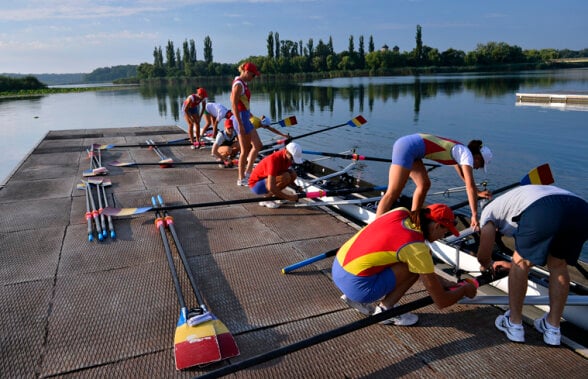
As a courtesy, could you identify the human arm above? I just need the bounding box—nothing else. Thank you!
[266,173,298,202]
[455,164,480,229]
[420,272,477,309]
[230,83,245,135]
[262,125,289,138]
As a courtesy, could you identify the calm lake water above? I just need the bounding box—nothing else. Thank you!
[1,69,587,260]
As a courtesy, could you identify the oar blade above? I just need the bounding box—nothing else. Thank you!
[520,163,554,185]
[108,160,135,167]
[278,116,297,127]
[212,319,240,359]
[102,206,152,216]
[346,115,367,127]
[174,309,222,370]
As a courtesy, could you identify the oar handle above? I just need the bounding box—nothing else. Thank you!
[282,248,338,274]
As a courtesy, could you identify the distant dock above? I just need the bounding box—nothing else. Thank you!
[516,92,588,104]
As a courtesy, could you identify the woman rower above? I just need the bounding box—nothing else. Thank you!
[376,133,493,230]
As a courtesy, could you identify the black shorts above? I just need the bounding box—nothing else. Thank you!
[514,195,588,266]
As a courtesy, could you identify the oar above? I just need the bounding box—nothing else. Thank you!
[157,195,239,360]
[197,270,507,379]
[102,185,387,216]
[100,180,116,239]
[301,150,440,168]
[108,159,238,168]
[260,115,367,150]
[280,166,552,274]
[86,181,104,241]
[95,181,107,239]
[151,197,222,369]
[84,184,94,242]
[273,115,297,127]
[83,147,108,176]
[292,196,382,208]
[146,139,174,165]
[449,163,554,210]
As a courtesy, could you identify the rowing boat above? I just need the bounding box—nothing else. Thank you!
[290,157,588,331]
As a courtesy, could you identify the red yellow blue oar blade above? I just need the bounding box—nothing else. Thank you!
[347,115,367,127]
[278,116,297,127]
[102,206,152,216]
[520,163,554,185]
[174,308,221,370]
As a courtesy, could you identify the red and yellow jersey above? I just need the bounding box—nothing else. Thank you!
[232,78,251,111]
[419,133,460,165]
[182,94,203,111]
[336,207,435,276]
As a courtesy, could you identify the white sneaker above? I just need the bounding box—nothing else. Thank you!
[340,294,375,315]
[258,200,280,209]
[495,310,525,342]
[237,178,247,186]
[534,313,561,346]
[373,305,418,326]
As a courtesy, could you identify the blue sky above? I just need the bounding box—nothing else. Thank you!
[1,0,587,74]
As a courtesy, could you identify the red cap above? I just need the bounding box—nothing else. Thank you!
[243,62,260,77]
[425,203,459,237]
[224,119,233,128]
[197,88,208,98]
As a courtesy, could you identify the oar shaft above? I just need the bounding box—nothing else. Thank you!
[282,248,338,274]
[157,195,207,307]
[152,198,188,309]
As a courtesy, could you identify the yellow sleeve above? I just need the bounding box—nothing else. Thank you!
[397,242,435,274]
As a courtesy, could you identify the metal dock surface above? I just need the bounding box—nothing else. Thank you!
[1,126,586,378]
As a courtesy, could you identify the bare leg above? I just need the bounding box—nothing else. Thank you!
[238,133,252,181]
[508,251,531,324]
[546,255,569,327]
[408,161,431,211]
[245,129,262,176]
[380,263,419,308]
[376,164,411,218]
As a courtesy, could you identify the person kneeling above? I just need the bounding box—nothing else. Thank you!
[248,142,303,209]
[333,204,477,325]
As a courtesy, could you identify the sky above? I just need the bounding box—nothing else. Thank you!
[1,0,587,74]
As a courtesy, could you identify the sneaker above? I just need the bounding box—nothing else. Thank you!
[373,304,418,326]
[340,294,375,315]
[258,200,280,209]
[534,313,561,346]
[495,310,525,343]
[237,178,247,186]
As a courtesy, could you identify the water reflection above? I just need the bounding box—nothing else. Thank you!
[135,70,587,123]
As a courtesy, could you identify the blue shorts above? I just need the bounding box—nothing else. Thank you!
[234,111,254,136]
[331,258,396,303]
[514,195,588,266]
[251,179,268,195]
[391,134,426,169]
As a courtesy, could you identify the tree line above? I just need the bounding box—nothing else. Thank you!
[136,25,588,79]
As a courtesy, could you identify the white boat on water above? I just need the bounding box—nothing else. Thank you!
[292,158,588,331]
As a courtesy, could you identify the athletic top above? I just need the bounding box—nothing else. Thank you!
[182,94,204,112]
[336,207,435,276]
[419,133,472,166]
[248,149,292,186]
[214,130,237,147]
[232,77,250,111]
[480,185,579,236]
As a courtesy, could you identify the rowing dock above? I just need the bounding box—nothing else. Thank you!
[1,125,586,378]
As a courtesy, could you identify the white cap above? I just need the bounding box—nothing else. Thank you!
[216,105,229,122]
[480,146,493,174]
[286,142,303,164]
[261,116,272,126]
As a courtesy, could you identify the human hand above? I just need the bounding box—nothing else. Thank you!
[478,190,492,199]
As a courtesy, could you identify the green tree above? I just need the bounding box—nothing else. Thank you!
[267,32,274,58]
[204,36,213,64]
[368,35,375,53]
[275,32,280,60]
[415,24,423,66]
[165,40,176,69]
